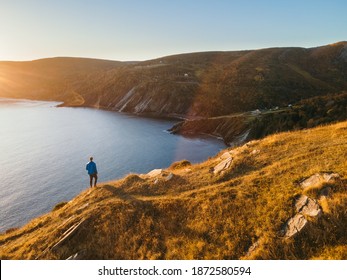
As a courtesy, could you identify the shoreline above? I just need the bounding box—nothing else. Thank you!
[0,96,239,146]
[0,96,238,147]
[0,99,227,232]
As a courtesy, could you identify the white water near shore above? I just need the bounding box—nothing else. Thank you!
[0,99,225,231]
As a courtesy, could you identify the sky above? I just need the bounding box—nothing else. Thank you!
[0,0,346,61]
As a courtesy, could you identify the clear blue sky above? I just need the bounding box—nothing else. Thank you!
[0,0,346,61]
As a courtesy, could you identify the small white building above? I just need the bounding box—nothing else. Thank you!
[251,109,262,115]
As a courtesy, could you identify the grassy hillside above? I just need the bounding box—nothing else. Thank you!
[1,42,346,117]
[0,57,126,102]
[1,121,346,260]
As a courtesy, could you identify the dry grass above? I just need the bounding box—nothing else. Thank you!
[0,121,346,260]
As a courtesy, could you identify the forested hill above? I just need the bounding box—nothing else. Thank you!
[1,42,346,118]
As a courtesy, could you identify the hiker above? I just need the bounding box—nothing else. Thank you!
[86,156,98,187]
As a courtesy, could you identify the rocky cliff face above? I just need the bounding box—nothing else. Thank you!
[168,115,251,145]
[170,91,347,145]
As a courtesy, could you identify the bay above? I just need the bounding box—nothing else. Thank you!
[0,98,225,231]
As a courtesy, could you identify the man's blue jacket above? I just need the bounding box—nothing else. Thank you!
[86,161,97,175]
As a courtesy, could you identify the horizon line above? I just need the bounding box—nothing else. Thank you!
[1,41,346,63]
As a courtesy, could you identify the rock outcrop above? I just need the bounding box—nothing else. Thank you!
[283,214,308,238]
[283,195,322,238]
[213,151,233,174]
[147,169,164,178]
[295,195,322,217]
[147,169,175,183]
[168,116,251,146]
[300,173,340,190]
[282,172,342,238]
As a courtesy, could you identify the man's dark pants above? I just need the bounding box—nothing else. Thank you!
[89,173,98,187]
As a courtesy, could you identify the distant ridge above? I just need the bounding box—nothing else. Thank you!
[1,41,346,141]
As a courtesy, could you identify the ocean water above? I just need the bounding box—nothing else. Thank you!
[0,98,226,231]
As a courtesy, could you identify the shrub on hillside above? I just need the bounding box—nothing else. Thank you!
[52,201,68,211]
[169,160,191,170]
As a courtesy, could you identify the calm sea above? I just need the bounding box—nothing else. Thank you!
[0,98,225,231]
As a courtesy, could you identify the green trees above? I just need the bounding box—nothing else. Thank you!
[249,92,347,139]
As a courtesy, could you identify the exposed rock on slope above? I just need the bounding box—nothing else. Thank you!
[283,214,308,238]
[300,173,340,190]
[213,152,233,174]
[283,195,322,239]
[281,173,342,239]
[295,195,321,217]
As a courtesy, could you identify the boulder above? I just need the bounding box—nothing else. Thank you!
[295,195,322,217]
[300,173,340,189]
[282,194,323,239]
[213,157,232,174]
[147,169,163,177]
[149,169,175,184]
[283,214,308,238]
[213,151,233,175]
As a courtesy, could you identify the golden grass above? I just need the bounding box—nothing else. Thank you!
[0,121,346,260]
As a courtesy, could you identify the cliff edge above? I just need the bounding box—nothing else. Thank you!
[1,121,346,260]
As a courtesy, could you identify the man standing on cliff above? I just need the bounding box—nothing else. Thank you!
[86,156,98,187]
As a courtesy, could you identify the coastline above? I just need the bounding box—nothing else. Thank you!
[0,96,242,146]
[0,99,227,232]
